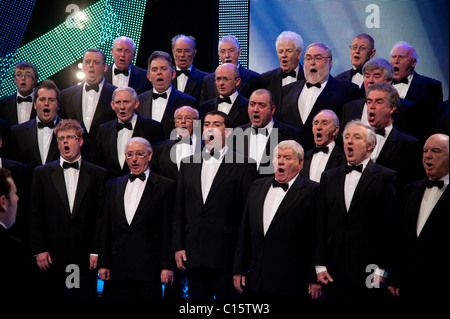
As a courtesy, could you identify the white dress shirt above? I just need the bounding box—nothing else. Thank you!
[371,124,393,162]
[344,157,370,212]
[36,117,56,164]
[218,91,238,115]
[201,145,227,203]
[248,120,274,169]
[416,174,449,236]
[393,72,414,99]
[82,79,105,132]
[117,114,137,168]
[360,102,369,126]
[298,78,327,122]
[176,66,192,93]
[124,168,150,225]
[309,141,336,182]
[174,133,197,170]
[152,86,172,123]
[351,69,364,88]
[60,156,82,213]
[112,63,131,88]
[281,65,300,87]
[263,173,298,235]
[16,91,34,124]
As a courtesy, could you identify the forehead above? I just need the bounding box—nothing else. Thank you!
[250,92,270,104]
[367,89,388,99]
[392,46,412,57]
[215,65,234,75]
[220,41,238,51]
[57,129,77,137]
[84,51,103,62]
[424,136,449,151]
[352,38,371,46]
[277,40,296,50]
[114,90,133,100]
[305,45,327,56]
[150,57,171,68]
[174,38,194,49]
[114,39,134,50]
[315,111,333,122]
[176,107,196,116]
[37,88,57,98]
[126,141,146,151]
[365,68,384,75]
[277,147,296,157]
[204,114,225,124]
[14,67,34,74]
[346,125,367,137]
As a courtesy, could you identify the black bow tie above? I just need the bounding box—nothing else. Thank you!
[374,128,386,137]
[281,70,296,79]
[38,121,55,129]
[217,96,232,104]
[117,122,133,131]
[17,96,32,103]
[63,161,79,170]
[313,146,329,154]
[272,179,289,192]
[251,127,268,136]
[129,173,146,182]
[306,82,321,89]
[350,68,362,76]
[152,92,167,100]
[392,77,409,85]
[85,84,99,92]
[202,148,220,160]
[176,69,190,77]
[114,68,129,76]
[345,164,363,174]
[426,179,444,189]
[177,136,192,144]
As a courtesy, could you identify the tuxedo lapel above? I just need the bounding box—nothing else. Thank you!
[418,187,449,238]
[71,86,83,123]
[129,172,157,227]
[348,161,375,214]
[50,163,71,214]
[27,121,42,165]
[203,156,233,205]
[71,163,91,217]
[256,178,273,236]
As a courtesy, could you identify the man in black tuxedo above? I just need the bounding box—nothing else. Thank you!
[233,89,302,176]
[233,140,322,299]
[335,33,376,92]
[278,42,361,150]
[151,106,202,181]
[0,168,29,299]
[315,120,398,300]
[104,36,152,94]
[388,134,449,299]
[98,137,175,299]
[200,35,260,103]
[390,41,443,141]
[259,31,305,106]
[60,48,117,161]
[302,109,346,182]
[171,34,208,102]
[0,62,38,126]
[366,83,423,187]
[137,51,198,139]
[199,63,249,128]
[95,86,164,180]
[341,58,419,139]
[9,79,62,170]
[29,119,107,299]
[172,110,258,299]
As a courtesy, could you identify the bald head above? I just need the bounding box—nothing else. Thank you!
[422,134,449,180]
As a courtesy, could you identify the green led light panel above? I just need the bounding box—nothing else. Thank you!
[1,0,147,96]
[218,0,250,68]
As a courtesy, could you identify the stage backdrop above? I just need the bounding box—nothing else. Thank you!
[249,0,449,99]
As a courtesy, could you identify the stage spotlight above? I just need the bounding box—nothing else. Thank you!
[76,71,85,80]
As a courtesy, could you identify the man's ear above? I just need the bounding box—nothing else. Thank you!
[0,194,8,212]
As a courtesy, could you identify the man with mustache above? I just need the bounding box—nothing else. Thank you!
[200,35,260,103]
[314,120,398,300]
[104,36,152,95]
[390,41,443,141]
[278,42,361,150]
[259,31,305,107]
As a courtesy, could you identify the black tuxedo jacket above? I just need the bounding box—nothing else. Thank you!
[59,81,117,161]
[172,65,208,102]
[199,93,249,128]
[234,119,303,175]
[233,174,319,297]
[403,71,443,139]
[302,143,346,180]
[375,127,424,187]
[392,179,449,298]
[9,117,62,169]
[334,69,366,98]
[259,65,305,106]
[104,64,152,94]
[97,171,176,281]
[315,160,398,291]
[172,150,258,270]
[432,100,449,135]
[150,137,204,181]
[340,97,420,140]
[95,114,164,180]
[137,87,198,139]
[29,159,107,270]
[200,64,260,103]
[0,93,37,126]
[278,76,360,150]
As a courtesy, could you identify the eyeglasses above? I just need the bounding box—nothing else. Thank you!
[175,116,196,122]
[215,77,237,83]
[304,55,330,63]
[349,45,371,52]
[14,74,35,80]
[125,151,148,159]
[57,135,79,142]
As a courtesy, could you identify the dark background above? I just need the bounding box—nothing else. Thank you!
[19,0,219,90]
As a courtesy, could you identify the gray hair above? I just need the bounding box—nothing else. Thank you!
[218,35,240,51]
[113,36,136,52]
[125,137,152,153]
[390,41,418,65]
[314,109,340,129]
[343,120,377,150]
[274,140,304,162]
[112,86,138,102]
[171,34,197,50]
[362,58,394,82]
[276,31,304,53]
